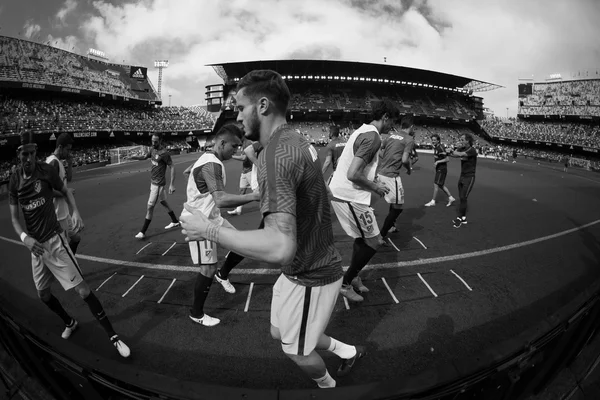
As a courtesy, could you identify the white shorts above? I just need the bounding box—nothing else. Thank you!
[239,171,252,189]
[32,232,84,291]
[271,275,342,356]
[148,183,167,206]
[331,200,380,239]
[188,219,235,265]
[377,174,404,205]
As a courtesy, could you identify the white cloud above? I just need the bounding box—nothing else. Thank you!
[56,0,78,24]
[72,0,600,116]
[23,20,41,40]
[45,34,80,54]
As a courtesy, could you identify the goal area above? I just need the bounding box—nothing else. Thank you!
[109,145,149,165]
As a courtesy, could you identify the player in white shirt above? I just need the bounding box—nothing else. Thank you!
[45,133,81,254]
[329,100,400,302]
[181,124,259,327]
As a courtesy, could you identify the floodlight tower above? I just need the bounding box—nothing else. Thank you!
[154,60,169,101]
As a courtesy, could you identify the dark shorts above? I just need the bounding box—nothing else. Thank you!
[458,176,475,199]
[434,169,447,186]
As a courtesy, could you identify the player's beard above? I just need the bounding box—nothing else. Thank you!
[244,107,261,141]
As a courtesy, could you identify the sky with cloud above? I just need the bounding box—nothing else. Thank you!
[0,0,599,117]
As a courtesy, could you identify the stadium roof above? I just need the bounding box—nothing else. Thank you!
[207,59,502,92]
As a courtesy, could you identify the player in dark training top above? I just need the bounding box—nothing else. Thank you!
[321,125,346,183]
[448,133,478,228]
[180,70,364,389]
[425,133,455,207]
[9,132,130,357]
[128,133,180,239]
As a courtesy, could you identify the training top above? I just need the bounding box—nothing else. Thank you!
[325,138,347,171]
[184,152,226,225]
[145,147,172,187]
[433,143,448,171]
[459,146,478,177]
[378,132,415,178]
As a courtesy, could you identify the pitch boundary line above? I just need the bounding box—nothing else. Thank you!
[0,218,599,274]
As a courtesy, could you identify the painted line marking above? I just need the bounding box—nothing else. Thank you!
[161,242,177,256]
[385,237,401,252]
[450,269,473,291]
[122,275,144,298]
[418,273,438,298]
[342,296,350,310]
[413,236,427,250]
[95,272,117,291]
[158,278,176,304]
[381,277,399,304]
[1,217,599,274]
[244,282,254,312]
[136,242,152,255]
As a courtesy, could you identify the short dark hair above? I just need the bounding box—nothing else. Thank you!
[236,70,291,114]
[462,132,474,146]
[371,99,400,121]
[56,132,73,148]
[330,125,340,137]
[400,115,414,130]
[151,133,162,140]
[215,123,243,141]
[430,133,440,142]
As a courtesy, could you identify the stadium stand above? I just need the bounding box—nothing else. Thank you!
[519,79,600,117]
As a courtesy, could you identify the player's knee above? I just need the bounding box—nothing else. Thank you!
[74,281,91,299]
[159,200,169,208]
[365,236,381,250]
[38,289,52,303]
[198,264,218,277]
[270,324,281,341]
[436,183,445,189]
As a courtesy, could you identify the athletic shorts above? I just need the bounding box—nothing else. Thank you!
[434,169,448,187]
[331,200,380,239]
[271,274,342,356]
[458,176,476,200]
[239,171,252,189]
[32,232,84,291]
[148,183,167,206]
[187,218,235,265]
[377,174,404,205]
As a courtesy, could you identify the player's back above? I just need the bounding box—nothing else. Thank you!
[258,125,342,286]
[378,133,414,177]
[326,138,346,171]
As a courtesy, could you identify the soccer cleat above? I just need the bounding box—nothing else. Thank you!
[215,271,236,294]
[461,217,468,225]
[447,197,456,207]
[425,200,436,207]
[61,319,78,339]
[337,345,367,377]
[452,217,462,228]
[110,335,131,358]
[227,209,241,216]
[340,284,364,302]
[351,277,370,293]
[189,313,220,327]
[164,222,180,230]
[134,232,146,239]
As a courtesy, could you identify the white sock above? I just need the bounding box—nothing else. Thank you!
[314,370,336,388]
[327,338,357,359]
[461,216,467,221]
[236,206,242,213]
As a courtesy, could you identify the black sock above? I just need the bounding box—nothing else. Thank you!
[191,273,214,318]
[343,238,377,285]
[218,252,245,280]
[459,199,467,217]
[168,211,178,223]
[69,239,80,255]
[84,292,116,338]
[380,206,403,237]
[43,295,72,325]
[141,218,151,234]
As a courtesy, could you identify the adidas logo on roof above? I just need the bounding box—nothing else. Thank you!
[132,68,144,79]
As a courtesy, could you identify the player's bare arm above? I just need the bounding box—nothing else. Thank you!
[321,155,332,175]
[183,164,193,177]
[231,154,247,161]
[180,204,297,265]
[347,157,389,197]
[59,184,84,231]
[168,161,176,194]
[244,145,259,166]
[211,190,260,208]
[9,204,44,257]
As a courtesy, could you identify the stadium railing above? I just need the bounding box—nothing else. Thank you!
[1,276,600,399]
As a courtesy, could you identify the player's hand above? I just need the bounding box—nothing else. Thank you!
[68,187,76,195]
[169,185,176,195]
[406,166,412,175]
[71,211,84,233]
[250,191,261,201]
[374,182,390,197]
[180,203,210,241]
[24,236,45,257]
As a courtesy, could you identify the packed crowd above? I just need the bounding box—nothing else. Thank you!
[519,79,600,116]
[0,96,215,135]
[481,118,600,148]
[0,36,158,101]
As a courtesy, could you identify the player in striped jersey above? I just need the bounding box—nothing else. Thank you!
[181,124,260,327]
[180,70,364,388]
